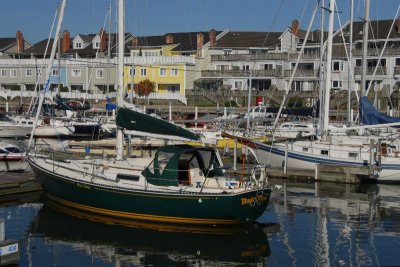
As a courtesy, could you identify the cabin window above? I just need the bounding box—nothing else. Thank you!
[157,152,175,174]
[0,149,7,154]
[302,147,308,152]
[321,150,329,156]
[349,152,358,159]
[4,147,22,153]
[117,174,139,181]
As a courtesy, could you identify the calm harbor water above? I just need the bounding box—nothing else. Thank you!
[1,174,399,266]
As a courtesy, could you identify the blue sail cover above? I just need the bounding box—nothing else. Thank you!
[360,96,400,125]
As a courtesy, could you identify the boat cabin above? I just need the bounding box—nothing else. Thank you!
[142,145,224,187]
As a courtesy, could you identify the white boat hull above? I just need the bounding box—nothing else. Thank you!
[0,125,32,138]
[253,141,400,183]
[0,156,28,172]
[34,126,75,137]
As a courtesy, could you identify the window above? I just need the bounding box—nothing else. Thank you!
[396,58,400,66]
[94,41,100,49]
[140,68,147,76]
[36,69,42,77]
[76,42,82,49]
[216,65,229,71]
[96,69,103,78]
[26,69,33,77]
[170,68,178,76]
[349,152,358,159]
[159,68,166,76]
[234,81,243,89]
[10,69,17,77]
[129,68,135,77]
[332,80,343,89]
[355,59,362,67]
[243,65,250,70]
[332,60,344,72]
[0,69,7,77]
[52,69,58,76]
[71,69,81,77]
[321,150,329,156]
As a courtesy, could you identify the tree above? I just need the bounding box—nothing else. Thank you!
[135,79,155,96]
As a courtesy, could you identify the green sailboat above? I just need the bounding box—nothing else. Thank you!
[27,0,271,225]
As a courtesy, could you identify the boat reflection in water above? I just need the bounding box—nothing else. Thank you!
[30,201,272,266]
[265,179,400,267]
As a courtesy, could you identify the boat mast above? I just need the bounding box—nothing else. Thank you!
[318,0,325,135]
[360,0,370,100]
[347,0,354,125]
[116,0,125,160]
[322,0,335,136]
[28,0,67,149]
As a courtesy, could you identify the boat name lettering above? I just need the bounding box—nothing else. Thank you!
[76,183,91,190]
[241,195,267,206]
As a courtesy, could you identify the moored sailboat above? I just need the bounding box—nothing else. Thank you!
[27,0,271,225]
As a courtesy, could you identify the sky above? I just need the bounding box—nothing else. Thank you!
[0,0,399,44]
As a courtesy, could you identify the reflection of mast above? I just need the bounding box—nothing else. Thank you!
[314,200,330,266]
[280,181,297,266]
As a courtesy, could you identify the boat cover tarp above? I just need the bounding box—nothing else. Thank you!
[359,96,400,126]
[116,107,200,141]
[142,145,223,186]
[266,105,319,117]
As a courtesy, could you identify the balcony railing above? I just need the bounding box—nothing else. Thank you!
[283,69,319,78]
[201,68,282,78]
[354,66,387,76]
[353,47,400,57]
[211,53,289,61]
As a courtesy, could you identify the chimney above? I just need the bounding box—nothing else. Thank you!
[197,32,204,58]
[209,29,216,47]
[62,30,70,53]
[396,18,400,33]
[291,19,299,36]
[99,28,107,51]
[131,36,139,47]
[16,31,24,53]
[165,33,173,44]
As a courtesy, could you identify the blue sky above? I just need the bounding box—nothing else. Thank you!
[0,0,398,43]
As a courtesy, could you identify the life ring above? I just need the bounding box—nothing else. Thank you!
[305,102,311,107]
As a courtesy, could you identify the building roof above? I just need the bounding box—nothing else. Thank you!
[0,38,16,51]
[129,31,222,52]
[212,31,282,49]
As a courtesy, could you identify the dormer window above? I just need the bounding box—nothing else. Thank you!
[94,41,100,49]
[76,42,82,49]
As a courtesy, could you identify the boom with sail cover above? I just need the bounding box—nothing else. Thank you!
[359,96,400,126]
[116,107,200,141]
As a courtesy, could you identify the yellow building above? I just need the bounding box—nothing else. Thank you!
[123,32,214,98]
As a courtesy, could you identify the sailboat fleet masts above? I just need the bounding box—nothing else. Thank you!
[27,0,67,149]
[322,0,335,136]
[116,0,125,160]
[272,1,320,130]
[347,0,354,125]
[360,0,370,98]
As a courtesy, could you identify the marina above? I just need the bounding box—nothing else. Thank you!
[0,0,400,265]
